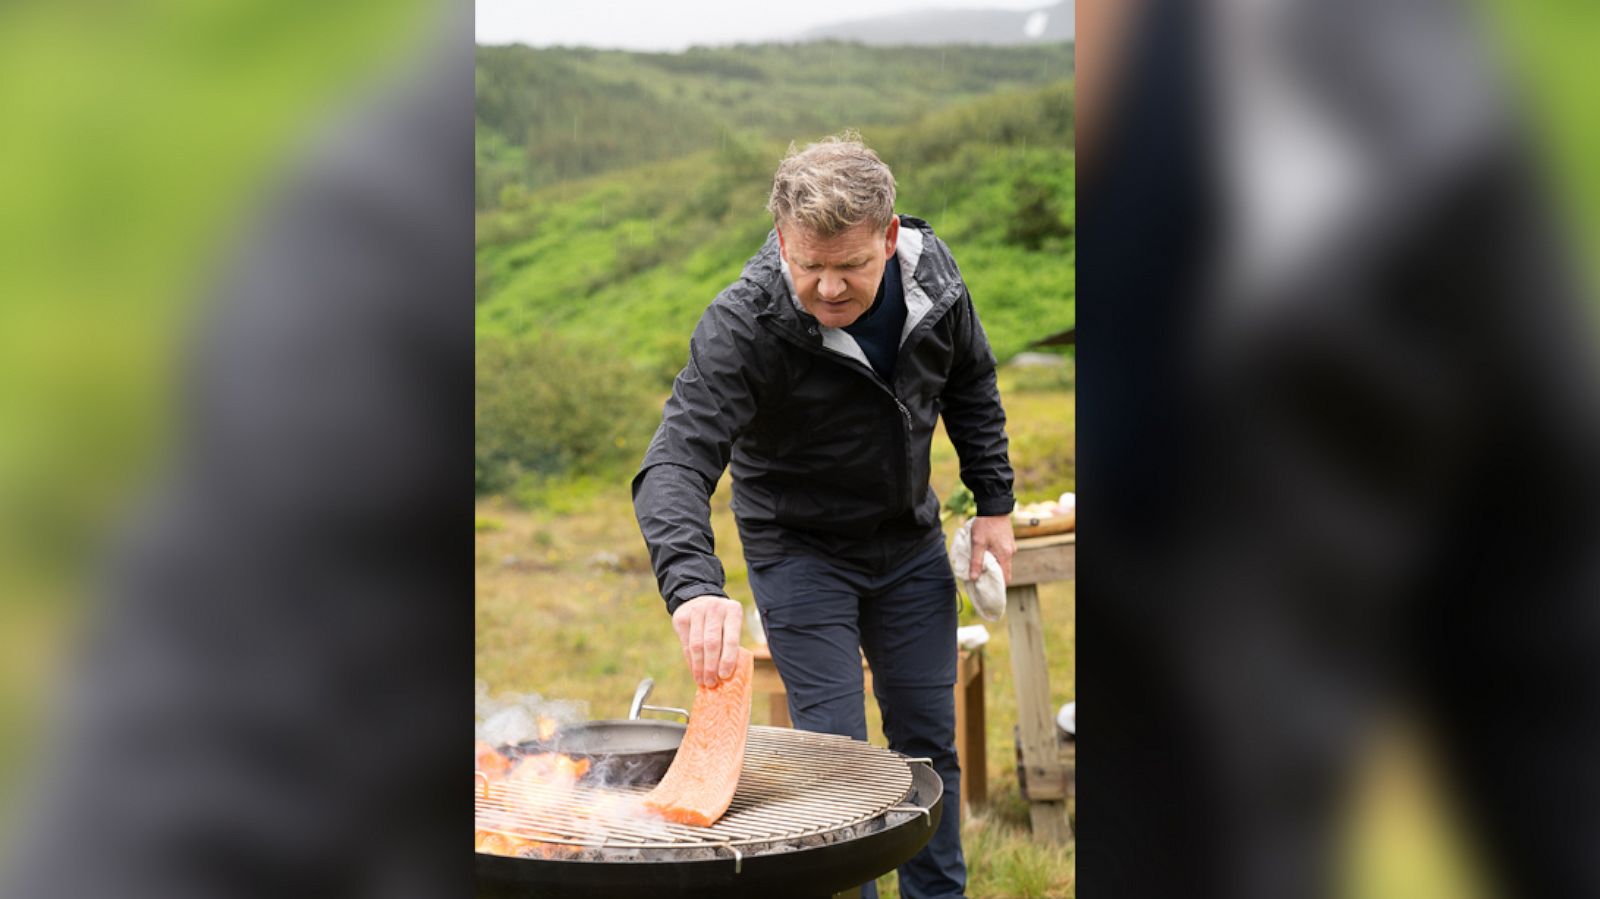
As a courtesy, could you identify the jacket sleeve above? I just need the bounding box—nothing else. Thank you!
[632,299,764,615]
[940,289,1016,517]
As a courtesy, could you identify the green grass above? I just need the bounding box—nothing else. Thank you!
[475,381,1075,898]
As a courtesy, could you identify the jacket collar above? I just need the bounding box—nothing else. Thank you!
[743,215,962,347]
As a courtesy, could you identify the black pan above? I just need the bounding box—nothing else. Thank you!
[509,719,685,786]
[500,678,688,787]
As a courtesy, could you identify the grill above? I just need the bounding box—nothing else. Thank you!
[476,726,943,898]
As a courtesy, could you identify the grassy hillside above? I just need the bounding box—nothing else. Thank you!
[476,80,1074,386]
[475,41,1073,203]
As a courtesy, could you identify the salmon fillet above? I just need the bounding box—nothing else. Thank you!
[643,648,755,826]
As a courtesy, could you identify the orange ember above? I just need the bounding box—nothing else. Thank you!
[474,829,581,859]
[475,741,594,859]
[537,715,559,742]
[508,752,590,785]
[475,741,512,778]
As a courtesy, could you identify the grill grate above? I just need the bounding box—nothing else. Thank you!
[475,726,915,851]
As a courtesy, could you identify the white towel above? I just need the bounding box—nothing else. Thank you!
[956,624,991,650]
[950,520,1006,621]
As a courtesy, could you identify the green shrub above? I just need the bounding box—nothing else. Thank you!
[1007,172,1073,250]
[475,334,660,494]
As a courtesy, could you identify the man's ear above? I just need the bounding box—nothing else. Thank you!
[775,226,788,260]
[883,216,900,258]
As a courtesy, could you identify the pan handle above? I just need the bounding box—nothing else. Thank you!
[628,677,690,722]
[628,678,654,720]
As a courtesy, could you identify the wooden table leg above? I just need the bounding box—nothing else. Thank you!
[752,648,793,728]
[955,652,969,818]
[965,651,987,807]
[954,648,988,816]
[1005,583,1072,844]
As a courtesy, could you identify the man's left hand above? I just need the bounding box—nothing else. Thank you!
[969,514,1016,583]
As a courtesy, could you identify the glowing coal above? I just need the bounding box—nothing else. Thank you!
[474,681,669,859]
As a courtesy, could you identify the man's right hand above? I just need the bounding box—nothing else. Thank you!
[671,595,744,687]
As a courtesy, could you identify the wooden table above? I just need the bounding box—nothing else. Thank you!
[751,643,988,815]
[983,531,1075,844]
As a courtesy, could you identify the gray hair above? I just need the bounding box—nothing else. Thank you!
[766,130,897,237]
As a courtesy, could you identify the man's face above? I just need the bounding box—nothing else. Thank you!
[778,218,900,329]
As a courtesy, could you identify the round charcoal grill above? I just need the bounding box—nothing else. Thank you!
[475,726,943,898]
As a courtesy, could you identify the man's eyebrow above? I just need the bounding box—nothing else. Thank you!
[796,255,870,266]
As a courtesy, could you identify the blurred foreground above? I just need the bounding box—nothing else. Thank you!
[0,2,471,896]
[1079,1,1600,897]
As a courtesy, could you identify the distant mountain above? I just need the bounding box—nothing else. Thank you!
[798,1,1072,46]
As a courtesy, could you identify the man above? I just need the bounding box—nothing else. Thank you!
[633,132,1016,899]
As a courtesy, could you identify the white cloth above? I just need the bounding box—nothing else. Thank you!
[950,520,1006,621]
[956,624,991,651]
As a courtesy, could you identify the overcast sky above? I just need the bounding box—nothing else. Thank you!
[476,0,1056,51]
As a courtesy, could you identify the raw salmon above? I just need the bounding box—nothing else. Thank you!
[643,648,755,826]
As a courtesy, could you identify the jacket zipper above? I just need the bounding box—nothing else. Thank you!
[892,396,914,510]
[767,326,917,512]
[759,277,961,517]
[846,291,953,513]
[836,353,916,514]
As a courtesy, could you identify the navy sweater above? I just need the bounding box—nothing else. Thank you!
[843,254,906,383]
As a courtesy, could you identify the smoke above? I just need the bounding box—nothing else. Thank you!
[474,681,589,748]
[474,682,677,853]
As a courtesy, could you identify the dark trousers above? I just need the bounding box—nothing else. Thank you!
[747,541,966,899]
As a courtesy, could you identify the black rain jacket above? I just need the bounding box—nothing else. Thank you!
[632,216,1014,614]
